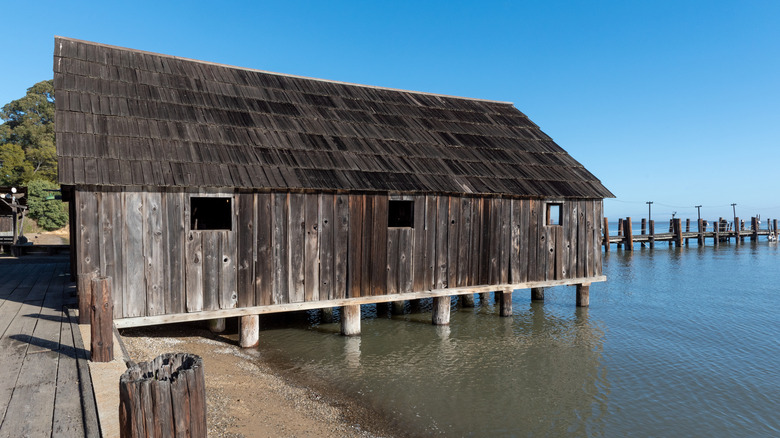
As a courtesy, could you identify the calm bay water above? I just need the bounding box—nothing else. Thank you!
[255,241,779,437]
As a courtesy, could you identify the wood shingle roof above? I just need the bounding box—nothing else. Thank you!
[54,37,613,199]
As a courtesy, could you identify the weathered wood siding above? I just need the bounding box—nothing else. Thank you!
[74,188,603,319]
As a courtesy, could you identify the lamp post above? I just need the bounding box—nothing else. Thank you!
[646,201,653,222]
[695,205,702,222]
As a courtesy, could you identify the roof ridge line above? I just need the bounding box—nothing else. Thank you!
[54,36,515,106]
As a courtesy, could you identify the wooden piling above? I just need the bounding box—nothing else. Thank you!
[320,307,334,323]
[603,217,610,251]
[478,292,490,304]
[341,305,361,336]
[576,283,590,307]
[391,300,406,315]
[697,218,704,246]
[432,296,451,325]
[531,287,545,301]
[208,318,226,333]
[641,218,647,235]
[78,272,97,324]
[649,220,655,248]
[239,315,259,348]
[734,217,740,245]
[460,294,475,308]
[715,217,721,245]
[617,219,623,249]
[673,218,683,247]
[774,219,778,237]
[499,291,512,317]
[751,217,758,242]
[624,217,633,250]
[90,276,114,362]
[685,218,691,246]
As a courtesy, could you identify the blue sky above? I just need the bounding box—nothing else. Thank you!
[3,1,779,222]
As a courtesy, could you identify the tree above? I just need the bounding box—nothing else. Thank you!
[0,80,57,184]
[25,179,68,231]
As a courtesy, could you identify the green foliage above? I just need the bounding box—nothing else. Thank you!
[0,80,57,184]
[26,179,68,231]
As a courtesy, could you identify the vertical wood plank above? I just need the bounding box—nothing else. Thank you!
[488,198,500,284]
[473,198,485,285]
[288,193,305,303]
[77,190,100,276]
[334,194,349,300]
[412,196,426,291]
[498,199,510,284]
[237,193,256,307]
[220,225,238,309]
[360,195,373,297]
[386,228,399,295]
[399,229,413,293]
[100,190,124,318]
[304,193,320,302]
[185,230,203,312]
[577,200,587,278]
[125,191,146,317]
[457,197,471,287]
[165,191,186,314]
[319,193,334,301]
[447,196,459,289]
[347,194,363,298]
[509,199,521,283]
[255,193,272,306]
[586,201,595,277]
[145,192,164,316]
[371,196,388,296]
[424,196,437,290]
[272,193,289,304]
[202,231,219,311]
[561,200,573,279]
[435,196,449,289]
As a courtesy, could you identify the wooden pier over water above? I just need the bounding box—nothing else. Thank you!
[603,216,778,250]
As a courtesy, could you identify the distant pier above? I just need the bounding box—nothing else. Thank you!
[603,217,777,250]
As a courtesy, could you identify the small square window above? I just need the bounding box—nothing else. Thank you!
[388,200,414,228]
[546,203,562,226]
[191,197,232,230]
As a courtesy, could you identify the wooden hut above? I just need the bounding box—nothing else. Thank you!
[54,37,613,342]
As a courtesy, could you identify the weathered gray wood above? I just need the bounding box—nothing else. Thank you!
[498,199,510,283]
[603,216,610,251]
[165,190,186,314]
[256,193,272,305]
[340,304,360,336]
[424,196,437,290]
[52,307,86,437]
[499,290,512,317]
[457,198,471,287]
[185,231,204,312]
[460,293,475,307]
[447,196,459,288]
[220,227,238,310]
[347,194,364,298]
[432,296,451,325]
[91,276,114,362]
[76,190,100,276]
[360,195,373,297]
[532,287,545,301]
[386,229,399,295]
[371,196,388,296]
[125,192,146,317]
[435,196,449,289]
[398,229,413,293]
[144,192,164,315]
[208,318,226,333]
[202,231,219,310]
[319,194,334,300]
[624,216,633,251]
[334,195,349,299]
[576,283,590,307]
[272,193,289,304]
[288,193,305,303]
[412,196,426,291]
[237,193,256,307]
[100,190,125,318]
[304,193,320,302]
[78,272,96,324]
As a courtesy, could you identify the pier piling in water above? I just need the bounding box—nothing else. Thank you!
[341,305,361,335]
[240,315,259,348]
[432,296,451,325]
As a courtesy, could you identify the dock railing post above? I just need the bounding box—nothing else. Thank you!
[649,220,655,248]
[603,217,610,251]
[624,217,633,251]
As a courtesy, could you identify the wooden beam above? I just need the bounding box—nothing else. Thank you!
[114,276,607,328]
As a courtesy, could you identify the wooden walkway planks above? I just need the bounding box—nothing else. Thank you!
[0,258,99,437]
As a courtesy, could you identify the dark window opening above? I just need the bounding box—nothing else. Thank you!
[388,200,414,228]
[547,203,562,226]
[191,197,232,230]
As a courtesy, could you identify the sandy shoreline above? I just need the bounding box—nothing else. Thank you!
[120,322,405,438]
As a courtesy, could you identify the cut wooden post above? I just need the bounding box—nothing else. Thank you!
[617,218,623,249]
[409,299,423,313]
[698,218,704,246]
[649,220,655,248]
[576,283,590,307]
[391,300,405,315]
[751,217,758,242]
[673,218,683,247]
[774,219,778,237]
[603,217,610,251]
[208,318,226,333]
[624,217,633,250]
[78,272,97,324]
[90,276,114,362]
[239,315,259,348]
[432,296,450,325]
[460,294,475,307]
[685,218,691,246]
[119,353,206,438]
[734,217,740,245]
[641,218,646,235]
[320,307,334,323]
[499,290,512,317]
[531,287,545,301]
[478,292,490,304]
[341,304,361,336]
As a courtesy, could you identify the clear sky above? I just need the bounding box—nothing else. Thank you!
[3,1,779,222]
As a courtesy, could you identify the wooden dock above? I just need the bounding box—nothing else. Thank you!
[603,216,777,250]
[0,257,100,437]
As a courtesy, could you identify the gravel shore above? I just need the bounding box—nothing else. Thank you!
[120,322,403,438]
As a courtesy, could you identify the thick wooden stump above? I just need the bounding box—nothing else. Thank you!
[391,300,406,315]
[531,287,545,301]
[499,291,513,317]
[78,272,96,324]
[576,283,590,307]
[460,294,475,308]
[341,305,361,336]
[119,353,206,438]
[432,296,451,325]
[478,292,490,304]
[239,315,259,348]
[208,318,226,333]
[90,276,114,362]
